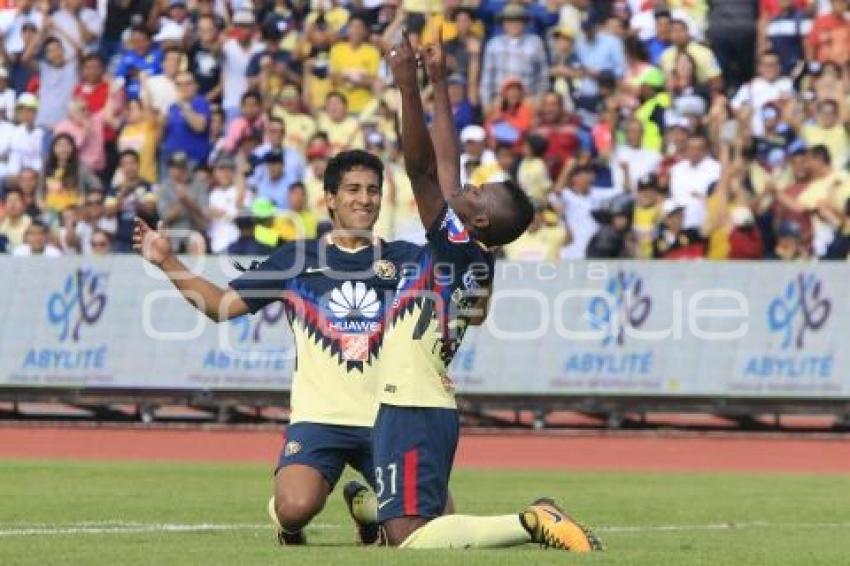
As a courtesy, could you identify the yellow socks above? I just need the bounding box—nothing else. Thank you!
[400,514,531,549]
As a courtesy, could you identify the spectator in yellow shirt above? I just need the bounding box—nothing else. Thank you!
[659,19,723,93]
[421,0,484,45]
[631,174,663,259]
[276,182,318,241]
[503,201,569,262]
[303,54,333,113]
[303,0,350,58]
[272,85,318,153]
[797,145,850,214]
[801,99,849,170]
[328,15,381,114]
[317,91,365,155]
[517,134,551,201]
[117,99,160,184]
[470,143,516,186]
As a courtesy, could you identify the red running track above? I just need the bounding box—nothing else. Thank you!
[1,426,849,473]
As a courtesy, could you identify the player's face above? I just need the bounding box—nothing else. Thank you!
[448,182,492,235]
[327,166,381,232]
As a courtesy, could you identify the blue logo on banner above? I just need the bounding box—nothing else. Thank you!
[742,273,834,381]
[767,273,831,350]
[47,268,108,341]
[586,270,651,346]
[23,267,109,372]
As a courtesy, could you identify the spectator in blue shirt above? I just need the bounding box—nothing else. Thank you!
[162,71,211,165]
[575,17,626,100]
[113,26,163,100]
[644,10,672,66]
[448,73,476,132]
[763,1,812,76]
[249,148,303,209]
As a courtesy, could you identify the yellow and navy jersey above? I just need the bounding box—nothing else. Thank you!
[379,205,495,409]
[229,237,405,427]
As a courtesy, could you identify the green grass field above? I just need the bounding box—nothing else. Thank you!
[2,460,850,565]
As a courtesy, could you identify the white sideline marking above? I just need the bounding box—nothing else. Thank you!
[1,520,850,538]
[599,521,850,533]
[0,521,337,537]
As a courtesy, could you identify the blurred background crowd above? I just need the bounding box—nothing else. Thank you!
[0,0,848,262]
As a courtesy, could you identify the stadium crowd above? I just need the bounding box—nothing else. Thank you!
[0,0,848,261]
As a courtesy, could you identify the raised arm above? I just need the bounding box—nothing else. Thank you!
[386,30,445,228]
[133,218,249,322]
[421,33,462,201]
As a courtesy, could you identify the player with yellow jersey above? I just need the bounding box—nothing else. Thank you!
[353,32,602,553]
[133,150,407,547]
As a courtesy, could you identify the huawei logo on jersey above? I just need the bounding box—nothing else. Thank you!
[442,207,470,244]
[328,281,380,319]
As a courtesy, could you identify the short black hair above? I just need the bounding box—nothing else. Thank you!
[809,144,831,165]
[81,53,103,66]
[451,6,474,20]
[131,24,152,38]
[347,14,369,30]
[289,181,306,193]
[163,46,184,59]
[241,90,262,105]
[323,150,384,194]
[326,91,348,106]
[569,164,595,181]
[44,36,62,50]
[481,179,534,247]
[29,219,48,233]
[525,134,548,157]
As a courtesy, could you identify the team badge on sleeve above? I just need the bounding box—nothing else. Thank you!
[443,207,470,244]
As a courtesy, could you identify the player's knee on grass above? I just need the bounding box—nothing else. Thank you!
[382,516,430,547]
[274,488,326,531]
[274,465,330,531]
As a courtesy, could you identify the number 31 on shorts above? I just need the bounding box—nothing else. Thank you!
[375,462,398,499]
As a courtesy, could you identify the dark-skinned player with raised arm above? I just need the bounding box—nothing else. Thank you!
[344,31,603,551]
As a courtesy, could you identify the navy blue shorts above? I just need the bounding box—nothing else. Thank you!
[372,404,460,522]
[277,422,375,491]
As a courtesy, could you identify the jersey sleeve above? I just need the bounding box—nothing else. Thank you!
[425,204,495,289]
[228,244,297,313]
